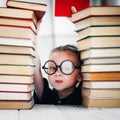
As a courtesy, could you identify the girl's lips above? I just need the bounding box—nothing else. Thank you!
[55,80,63,84]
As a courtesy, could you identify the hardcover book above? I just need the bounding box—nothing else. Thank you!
[82,88,120,99]
[71,6,120,22]
[76,26,120,40]
[77,36,120,51]
[7,0,47,20]
[0,75,33,84]
[82,72,120,81]
[0,98,34,109]
[82,97,120,108]
[54,0,90,17]
[81,64,120,72]
[82,81,120,89]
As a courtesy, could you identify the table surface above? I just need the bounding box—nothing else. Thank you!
[0,105,120,120]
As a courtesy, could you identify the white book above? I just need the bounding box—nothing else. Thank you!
[0,83,34,92]
[0,37,35,47]
[0,91,33,100]
[83,81,120,89]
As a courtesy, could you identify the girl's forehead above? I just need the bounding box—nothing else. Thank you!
[49,51,76,63]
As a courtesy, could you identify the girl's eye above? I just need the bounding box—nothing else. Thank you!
[49,67,56,71]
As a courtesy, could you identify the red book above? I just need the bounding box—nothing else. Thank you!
[54,0,90,17]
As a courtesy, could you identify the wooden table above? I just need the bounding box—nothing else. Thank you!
[0,105,120,120]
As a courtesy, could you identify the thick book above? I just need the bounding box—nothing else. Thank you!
[82,88,120,99]
[0,83,34,92]
[81,64,120,72]
[54,0,90,17]
[0,91,33,100]
[0,65,35,75]
[0,75,33,84]
[76,26,120,40]
[77,36,120,51]
[82,72,120,81]
[71,6,120,22]
[0,45,35,56]
[0,7,37,24]
[82,97,120,108]
[80,48,120,60]
[0,53,34,65]
[0,25,36,40]
[74,16,120,31]
[0,17,37,33]
[83,57,120,65]
[7,0,47,20]
[0,98,34,109]
[82,81,120,89]
[0,37,35,47]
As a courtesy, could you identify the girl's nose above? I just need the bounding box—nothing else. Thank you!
[54,67,62,76]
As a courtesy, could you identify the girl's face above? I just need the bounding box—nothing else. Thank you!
[48,51,81,92]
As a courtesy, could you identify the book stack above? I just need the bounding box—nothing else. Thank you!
[0,0,47,109]
[71,6,120,108]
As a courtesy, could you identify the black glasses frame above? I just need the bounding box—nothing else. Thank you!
[42,60,80,75]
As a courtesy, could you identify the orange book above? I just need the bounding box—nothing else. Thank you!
[82,72,120,81]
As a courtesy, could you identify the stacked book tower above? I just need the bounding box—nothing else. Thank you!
[71,6,120,108]
[0,0,47,109]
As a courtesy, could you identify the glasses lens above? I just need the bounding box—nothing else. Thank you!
[61,61,74,75]
[43,61,57,75]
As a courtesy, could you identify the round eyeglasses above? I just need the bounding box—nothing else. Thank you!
[42,60,80,75]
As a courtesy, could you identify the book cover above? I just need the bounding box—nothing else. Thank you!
[82,81,120,89]
[82,72,120,81]
[76,26,120,40]
[0,7,37,24]
[83,57,120,65]
[82,97,120,108]
[0,91,33,100]
[74,16,120,31]
[0,75,33,84]
[80,48,120,60]
[77,36,120,51]
[71,6,120,22]
[81,64,120,72]
[0,65,35,75]
[0,17,37,33]
[0,25,36,40]
[0,37,35,47]
[82,88,120,99]
[54,0,90,17]
[0,53,34,65]
[0,98,34,109]
[7,0,47,20]
[0,45,35,56]
[0,83,34,92]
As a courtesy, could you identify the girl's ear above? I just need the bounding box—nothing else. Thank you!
[77,74,82,82]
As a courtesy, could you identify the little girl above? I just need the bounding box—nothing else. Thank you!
[34,45,83,105]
